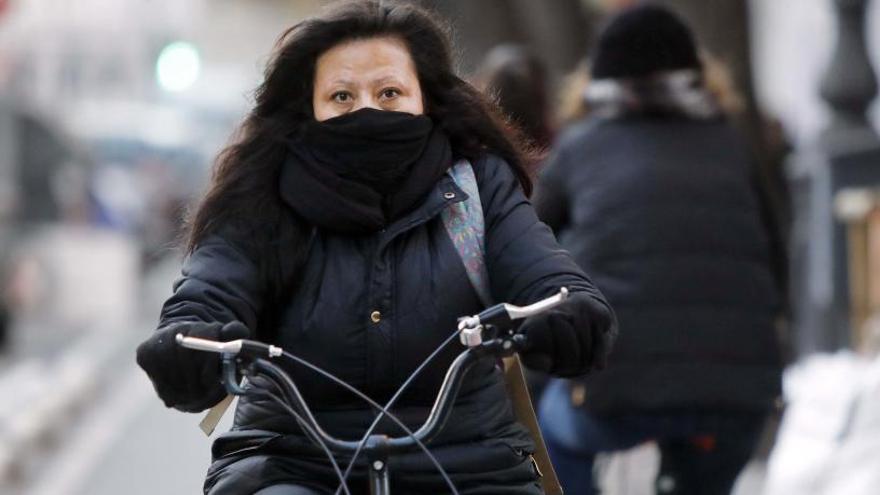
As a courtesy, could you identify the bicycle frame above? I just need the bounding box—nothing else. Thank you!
[177,287,569,495]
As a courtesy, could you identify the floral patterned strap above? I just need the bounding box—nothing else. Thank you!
[442,159,493,307]
[443,162,562,494]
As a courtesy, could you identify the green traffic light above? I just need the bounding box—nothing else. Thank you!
[156,41,201,92]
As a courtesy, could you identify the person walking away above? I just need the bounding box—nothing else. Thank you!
[474,44,555,153]
[533,4,784,494]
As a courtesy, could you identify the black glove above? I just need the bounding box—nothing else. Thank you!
[135,320,250,412]
[519,291,616,377]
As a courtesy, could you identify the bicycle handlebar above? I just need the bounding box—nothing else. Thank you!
[175,287,570,457]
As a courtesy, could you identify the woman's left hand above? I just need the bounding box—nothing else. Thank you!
[518,291,617,377]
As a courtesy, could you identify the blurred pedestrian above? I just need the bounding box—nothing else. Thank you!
[533,5,784,494]
[475,44,558,404]
[135,1,616,493]
[475,44,554,152]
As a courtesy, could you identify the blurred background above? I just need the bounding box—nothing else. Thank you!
[0,0,878,494]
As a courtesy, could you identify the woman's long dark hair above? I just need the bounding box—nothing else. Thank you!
[186,0,534,333]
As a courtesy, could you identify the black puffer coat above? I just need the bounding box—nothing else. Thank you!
[158,154,614,494]
[535,116,783,415]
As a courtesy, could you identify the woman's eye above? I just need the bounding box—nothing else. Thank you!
[380,88,400,100]
[332,92,352,103]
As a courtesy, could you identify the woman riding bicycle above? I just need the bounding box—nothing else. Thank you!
[136,1,616,493]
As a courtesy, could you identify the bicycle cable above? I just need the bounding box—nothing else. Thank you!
[254,389,353,495]
[276,346,461,495]
[332,328,465,495]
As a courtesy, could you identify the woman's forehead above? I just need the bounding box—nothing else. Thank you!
[315,37,417,84]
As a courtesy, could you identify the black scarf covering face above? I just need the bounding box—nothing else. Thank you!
[280,108,453,235]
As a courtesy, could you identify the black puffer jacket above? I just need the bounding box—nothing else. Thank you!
[535,116,783,415]
[158,154,614,493]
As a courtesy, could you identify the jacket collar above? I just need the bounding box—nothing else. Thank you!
[378,171,467,251]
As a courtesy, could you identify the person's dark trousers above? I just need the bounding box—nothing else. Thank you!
[538,380,766,495]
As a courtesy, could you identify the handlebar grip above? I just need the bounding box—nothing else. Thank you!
[505,287,569,320]
[475,304,514,329]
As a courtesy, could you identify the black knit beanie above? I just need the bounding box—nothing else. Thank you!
[590,4,701,80]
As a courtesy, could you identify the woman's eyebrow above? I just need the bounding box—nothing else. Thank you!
[327,77,355,87]
[372,75,405,86]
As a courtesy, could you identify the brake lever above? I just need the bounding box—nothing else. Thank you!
[177,334,283,396]
[458,287,569,348]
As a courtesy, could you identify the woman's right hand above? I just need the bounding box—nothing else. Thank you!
[136,321,250,413]
[518,291,616,377]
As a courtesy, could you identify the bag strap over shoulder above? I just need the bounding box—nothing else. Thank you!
[441,159,493,307]
[442,159,564,495]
